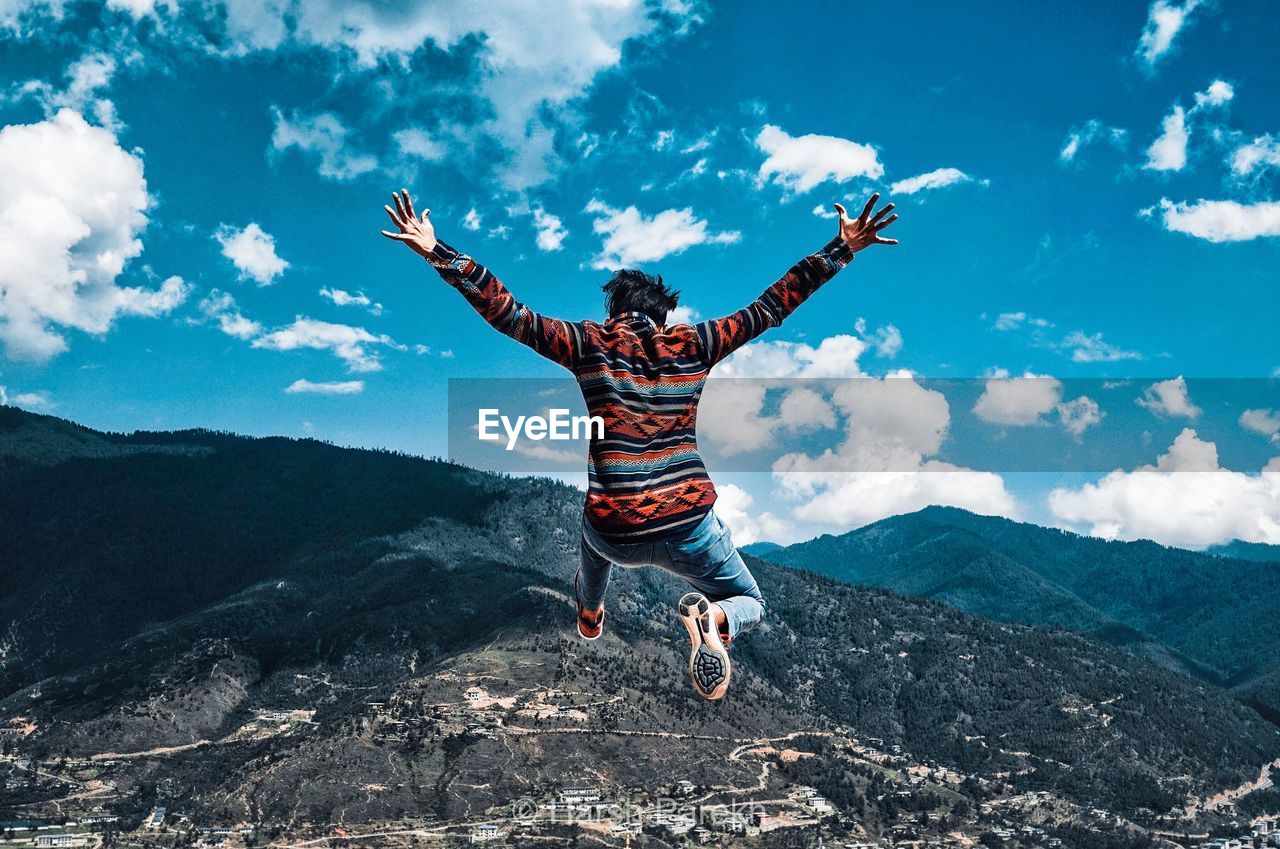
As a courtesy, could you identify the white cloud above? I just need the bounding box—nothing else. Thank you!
[199,289,399,371]
[714,483,792,546]
[0,0,60,33]
[1135,0,1203,68]
[43,0,684,190]
[681,132,715,154]
[199,289,263,340]
[780,378,953,475]
[0,109,189,362]
[778,386,836,431]
[393,126,446,162]
[1059,120,1127,163]
[284,378,365,395]
[1057,395,1103,436]
[105,0,173,17]
[716,334,869,380]
[1152,198,1280,242]
[1144,105,1187,171]
[991,311,1051,332]
[1136,376,1201,418]
[667,304,700,325]
[681,157,708,180]
[1059,135,1081,162]
[698,382,775,456]
[754,124,883,195]
[120,275,191,316]
[270,108,378,180]
[1140,80,1231,175]
[0,386,54,410]
[888,167,983,195]
[584,198,739,269]
[17,390,53,409]
[150,0,687,190]
[462,208,483,231]
[253,317,402,373]
[1050,428,1280,547]
[694,330,1023,529]
[1194,79,1234,109]
[271,0,674,190]
[1061,330,1142,363]
[15,51,121,130]
[412,343,453,359]
[783,466,1021,530]
[772,376,1020,527]
[973,373,1102,436]
[699,335,869,456]
[855,317,902,358]
[1231,135,1280,177]
[215,222,289,285]
[1240,408,1280,442]
[531,207,567,252]
[973,373,1062,427]
[994,311,1028,331]
[320,287,382,315]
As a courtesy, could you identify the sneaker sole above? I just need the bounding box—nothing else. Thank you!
[677,592,731,700]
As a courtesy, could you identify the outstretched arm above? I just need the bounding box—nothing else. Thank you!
[695,193,898,367]
[381,190,580,369]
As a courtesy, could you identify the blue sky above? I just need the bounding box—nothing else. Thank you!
[1,0,1279,548]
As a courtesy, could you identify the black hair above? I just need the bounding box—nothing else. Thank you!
[601,269,681,325]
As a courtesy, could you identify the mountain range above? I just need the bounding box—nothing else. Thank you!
[759,505,1280,721]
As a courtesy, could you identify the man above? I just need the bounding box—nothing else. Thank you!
[382,190,898,700]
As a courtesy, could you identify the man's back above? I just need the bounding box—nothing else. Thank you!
[575,313,715,541]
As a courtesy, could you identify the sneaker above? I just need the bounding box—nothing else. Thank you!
[677,592,731,700]
[578,603,604,641]
[575,572,604,641]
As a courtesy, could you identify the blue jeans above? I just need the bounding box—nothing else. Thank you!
[577,509,766,640]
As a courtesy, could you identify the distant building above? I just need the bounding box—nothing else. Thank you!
[651,813,695,835]
[558,786,600,804]
[807,795,833,814]
[1,820,45,831]
[145,807,167,830]
[35,836,74,848]
[470,824,501,843]
[674,780,696,796]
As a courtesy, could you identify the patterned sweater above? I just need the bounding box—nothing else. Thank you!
[427,235,854,541]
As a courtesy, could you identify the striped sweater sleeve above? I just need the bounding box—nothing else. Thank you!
[426,240,581,369]
[695,235,854,367]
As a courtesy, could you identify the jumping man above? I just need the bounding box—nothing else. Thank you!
[382,191,898,700]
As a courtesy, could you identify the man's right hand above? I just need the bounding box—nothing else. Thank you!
[381,189,438,259]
